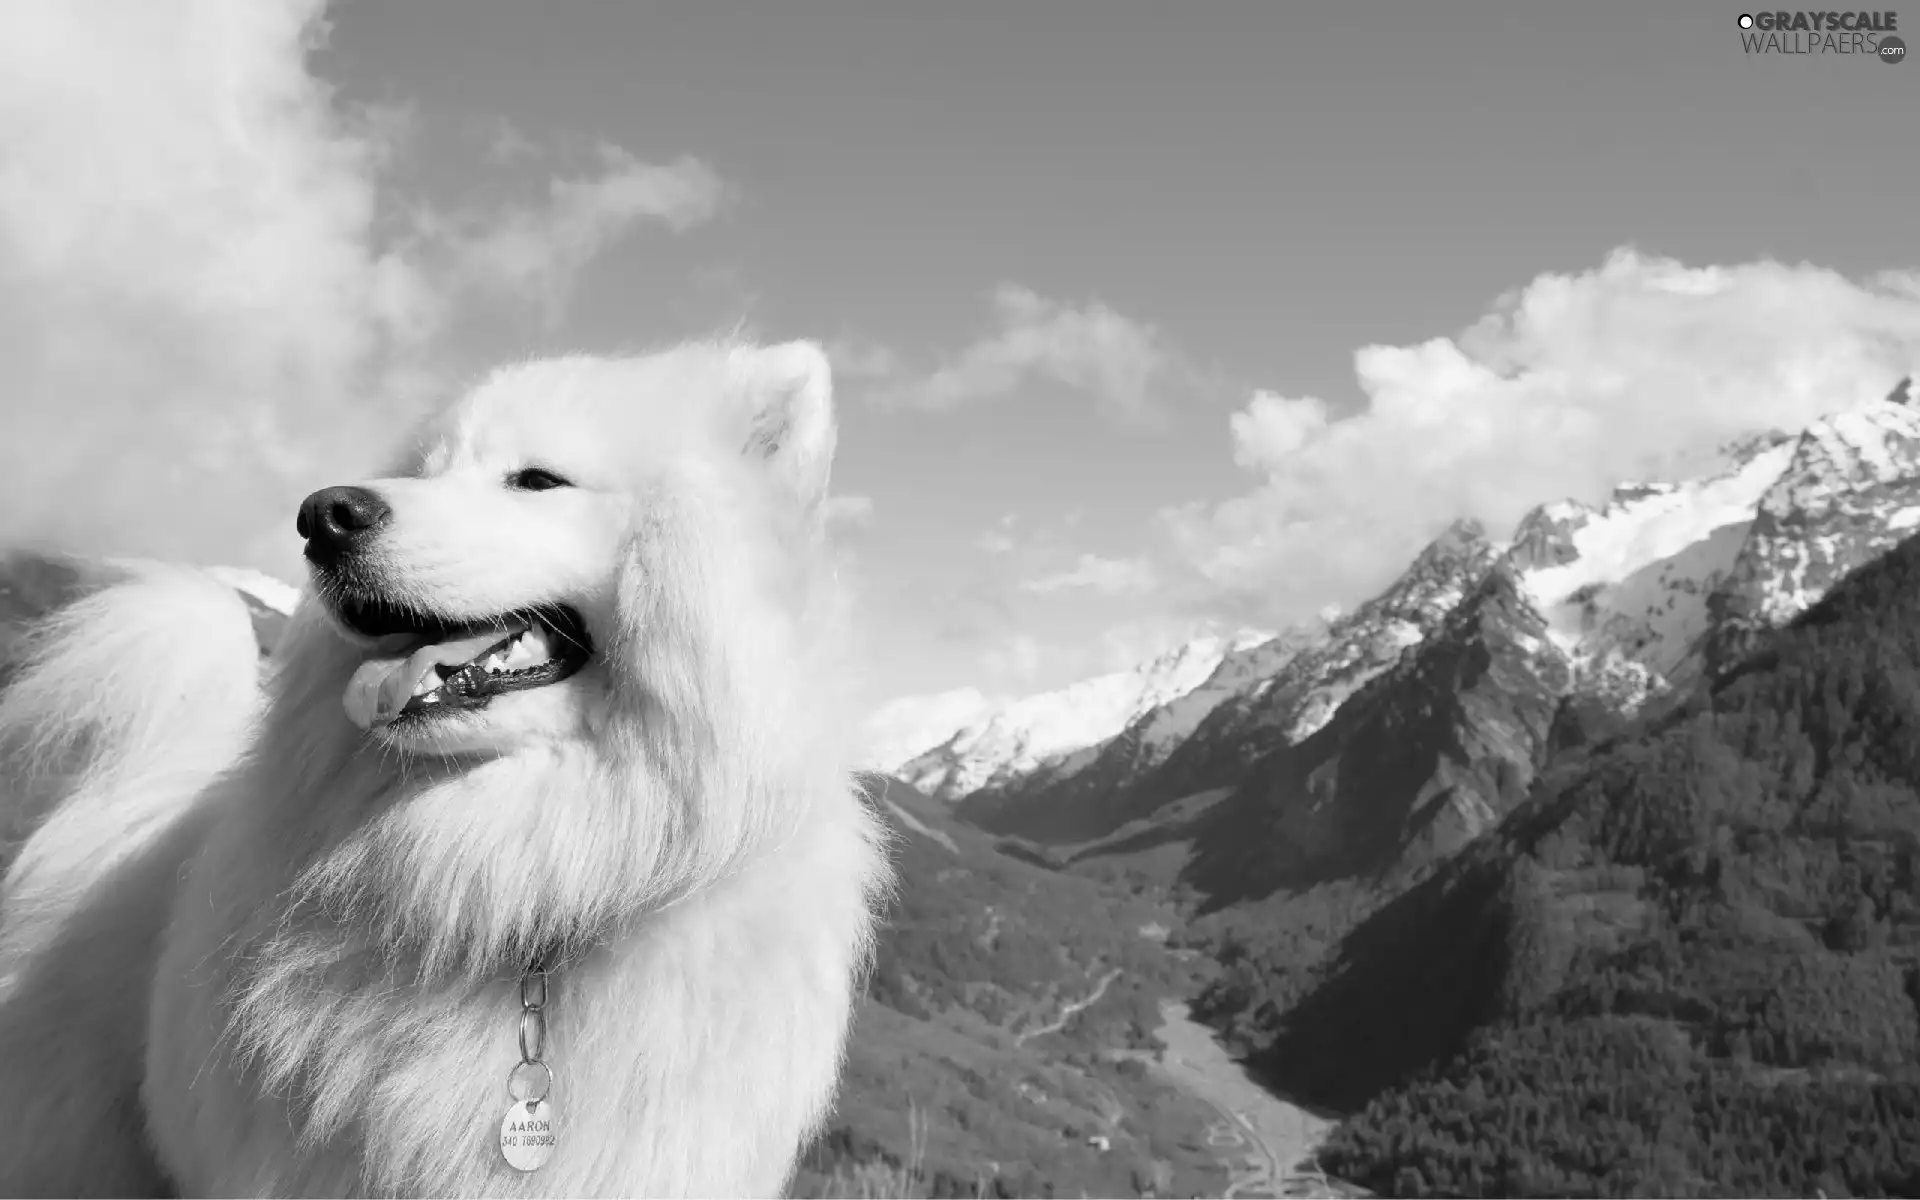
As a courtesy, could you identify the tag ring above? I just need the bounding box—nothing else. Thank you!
[508,1058,553,1106]
[519,1008,546,1063]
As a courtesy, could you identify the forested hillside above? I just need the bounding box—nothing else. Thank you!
[1195,533,1920,1197]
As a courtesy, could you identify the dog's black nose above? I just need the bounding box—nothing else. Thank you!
[297,486,392,561]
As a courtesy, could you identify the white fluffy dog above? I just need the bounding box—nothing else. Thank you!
[0,341,891,1197]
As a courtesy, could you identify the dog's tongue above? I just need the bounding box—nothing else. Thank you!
[343,624,520,731]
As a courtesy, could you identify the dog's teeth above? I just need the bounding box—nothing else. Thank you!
[411,673,441,698]
[481,651,509,674]
[504,629,548,668]
[529,624,556,657]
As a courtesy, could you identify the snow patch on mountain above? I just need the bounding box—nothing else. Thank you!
[1748,400,1920,625]
[895,631,1272,799]
[1262,615,1430,744]
[1128,631,1317,765]
[1513,439,1796,703]
[1768,402,1920,522]
[1519,445,1791,627]
[860,686,1007,773]
[1707,394,1920,669]
[1889,506,1920,533]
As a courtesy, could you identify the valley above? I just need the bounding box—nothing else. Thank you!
[1149,1000,1350,1200]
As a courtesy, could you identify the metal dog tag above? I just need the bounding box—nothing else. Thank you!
[499,1098,556,1172]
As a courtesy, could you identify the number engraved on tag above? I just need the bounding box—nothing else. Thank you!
[499,1098,557,1172]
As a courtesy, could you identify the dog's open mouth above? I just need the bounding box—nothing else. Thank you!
[337,599,593,731]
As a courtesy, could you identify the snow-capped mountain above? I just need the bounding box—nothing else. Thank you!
[860,687,1005,775]
[901,377,1920,850]
[1507,432,1799,707]
[1200,517,1503,750]
[1100,628,1322,775]
[895,631,1274,800]
[1192,381,1920,891]
[954,520,1505,841]
[1190,558,1575,898]
[1707,396,1920,669]
[935,626,1324,841]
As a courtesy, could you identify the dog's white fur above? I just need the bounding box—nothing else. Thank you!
[0,341,891,1197]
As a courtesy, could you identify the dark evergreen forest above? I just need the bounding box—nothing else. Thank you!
[1193,534,1920,1197]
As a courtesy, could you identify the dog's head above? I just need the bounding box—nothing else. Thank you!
[294,340,841,763]
[234,341,883,1087]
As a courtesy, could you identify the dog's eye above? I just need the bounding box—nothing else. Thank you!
[507,467,572,492]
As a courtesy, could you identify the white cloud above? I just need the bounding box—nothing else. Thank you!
[420,142,724,326]
[0,0,421,576]
[1161,248,1920,622]
[0,0,725,579]
[1094,617,1220,673]
[1021,552,1159,597]
[970,510,1101,563]
[824,494,876,527]
[974,513,1020,555]
[824,336,902,381]
[483,116,540,166]
[870,285,1186,425]
[1231,390,1332,469]
[982,634,1044,688]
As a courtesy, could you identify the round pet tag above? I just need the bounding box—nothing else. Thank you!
[499,1098,556,1172]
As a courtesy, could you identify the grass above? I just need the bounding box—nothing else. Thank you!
[793,1098,1005,1200]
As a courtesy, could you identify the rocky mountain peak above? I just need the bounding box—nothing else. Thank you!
[1418,516,1489,561]
[1608,481,1678,507]
[1759,399,1920,522]
[1718,427,1797,469]
[1380,518,1502,616]
[1507,500,1594,574]
[1706,395,1920,670]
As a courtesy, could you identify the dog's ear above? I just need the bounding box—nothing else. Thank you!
[730,340,836,507]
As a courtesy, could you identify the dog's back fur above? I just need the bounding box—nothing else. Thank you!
[0,341,892,1197]
[0,565,264,1196]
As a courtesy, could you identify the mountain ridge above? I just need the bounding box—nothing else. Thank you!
[896,629,1279,802]
[955,518,1506,844]
[895,381,1920,859]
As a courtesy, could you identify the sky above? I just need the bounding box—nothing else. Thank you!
[2,0,1918,730]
